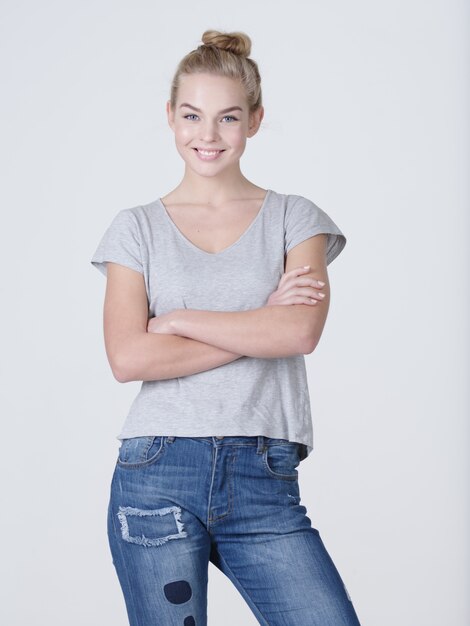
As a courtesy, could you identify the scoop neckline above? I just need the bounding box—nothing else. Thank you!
[156,189,273,257]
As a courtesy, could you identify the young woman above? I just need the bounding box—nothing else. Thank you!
[91,29,361,626]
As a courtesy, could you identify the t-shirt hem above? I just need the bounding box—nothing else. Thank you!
[115,427,313,460]
[91,258,144,276]
[286,230,347,265]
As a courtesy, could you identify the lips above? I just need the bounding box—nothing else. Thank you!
[193,147,226,161]
[194,148,225,155]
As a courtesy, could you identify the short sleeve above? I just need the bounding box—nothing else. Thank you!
[90,208,144,277]
[284,195,347,265]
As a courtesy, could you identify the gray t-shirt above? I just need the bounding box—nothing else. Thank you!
[90,189,346,459]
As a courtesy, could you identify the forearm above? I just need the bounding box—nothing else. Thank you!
[113,332,242,383]
[170,305,313,358]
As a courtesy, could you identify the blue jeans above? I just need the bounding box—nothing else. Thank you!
[107,435,362,625]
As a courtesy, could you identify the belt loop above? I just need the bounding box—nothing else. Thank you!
[257,435,267,454]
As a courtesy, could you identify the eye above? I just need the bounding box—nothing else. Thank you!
[183,114,199,121]
[222,115,238,122]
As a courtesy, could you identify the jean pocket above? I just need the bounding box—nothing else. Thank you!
[262,440,300,480]
[117,436,165,469]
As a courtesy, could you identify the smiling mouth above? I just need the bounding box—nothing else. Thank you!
[193,148,225,156]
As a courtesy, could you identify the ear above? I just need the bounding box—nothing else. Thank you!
[247,106,264,138]
[166,100,175,131]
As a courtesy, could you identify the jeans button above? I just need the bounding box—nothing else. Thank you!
[215,436,224,440]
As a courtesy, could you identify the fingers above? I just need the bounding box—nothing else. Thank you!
[267,265,328,307]
[300,288,326,302]
[284,281,325,302]
[274,293,323,306]
[280,265,325,288]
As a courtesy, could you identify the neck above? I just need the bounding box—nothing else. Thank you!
[172,167,260,205]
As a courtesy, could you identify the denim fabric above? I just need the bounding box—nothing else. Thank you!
[107,435,361,625]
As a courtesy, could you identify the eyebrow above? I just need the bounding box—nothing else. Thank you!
[179,103,243,114]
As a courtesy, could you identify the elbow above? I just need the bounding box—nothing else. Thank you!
[109,336,167,382]
[107,333,147,383]
[298,336,319,355]
[111,359,132,383]
[298,327,321,355]
[113,369,131,384]
[298,309,328,354]
[109,350,138,383]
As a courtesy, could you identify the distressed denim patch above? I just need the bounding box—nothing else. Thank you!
[117,505,188,547]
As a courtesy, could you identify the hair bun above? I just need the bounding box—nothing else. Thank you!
[201,29,251,57]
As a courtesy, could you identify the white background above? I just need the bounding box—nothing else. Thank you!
[1,1,468,624]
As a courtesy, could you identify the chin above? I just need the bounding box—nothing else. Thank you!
[190,168,227,178]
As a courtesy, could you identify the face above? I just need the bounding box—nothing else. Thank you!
[166,72,264,178]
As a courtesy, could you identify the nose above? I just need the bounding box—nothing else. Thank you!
[199,120,220,143]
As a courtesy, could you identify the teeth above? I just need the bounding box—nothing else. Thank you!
[197,149,221,155]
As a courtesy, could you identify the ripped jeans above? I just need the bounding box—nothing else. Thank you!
[107,435,362,626]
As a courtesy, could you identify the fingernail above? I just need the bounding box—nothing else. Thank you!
[303,265,310,269]
[318,281,325,287]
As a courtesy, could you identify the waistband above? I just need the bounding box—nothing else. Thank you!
[164,435,298,455]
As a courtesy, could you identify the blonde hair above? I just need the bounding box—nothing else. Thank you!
[169,29,262,113]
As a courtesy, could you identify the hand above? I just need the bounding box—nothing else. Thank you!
[147,312,176,334]
[266,266,326,306]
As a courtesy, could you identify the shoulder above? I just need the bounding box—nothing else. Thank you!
[284,193,327,215]
[107,204,143,224]
[268,190,334,225]
[114,195,162,218]
[113,198,162,232]
[270,190,321,212]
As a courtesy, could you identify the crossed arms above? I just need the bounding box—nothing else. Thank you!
[102,235,330,382]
